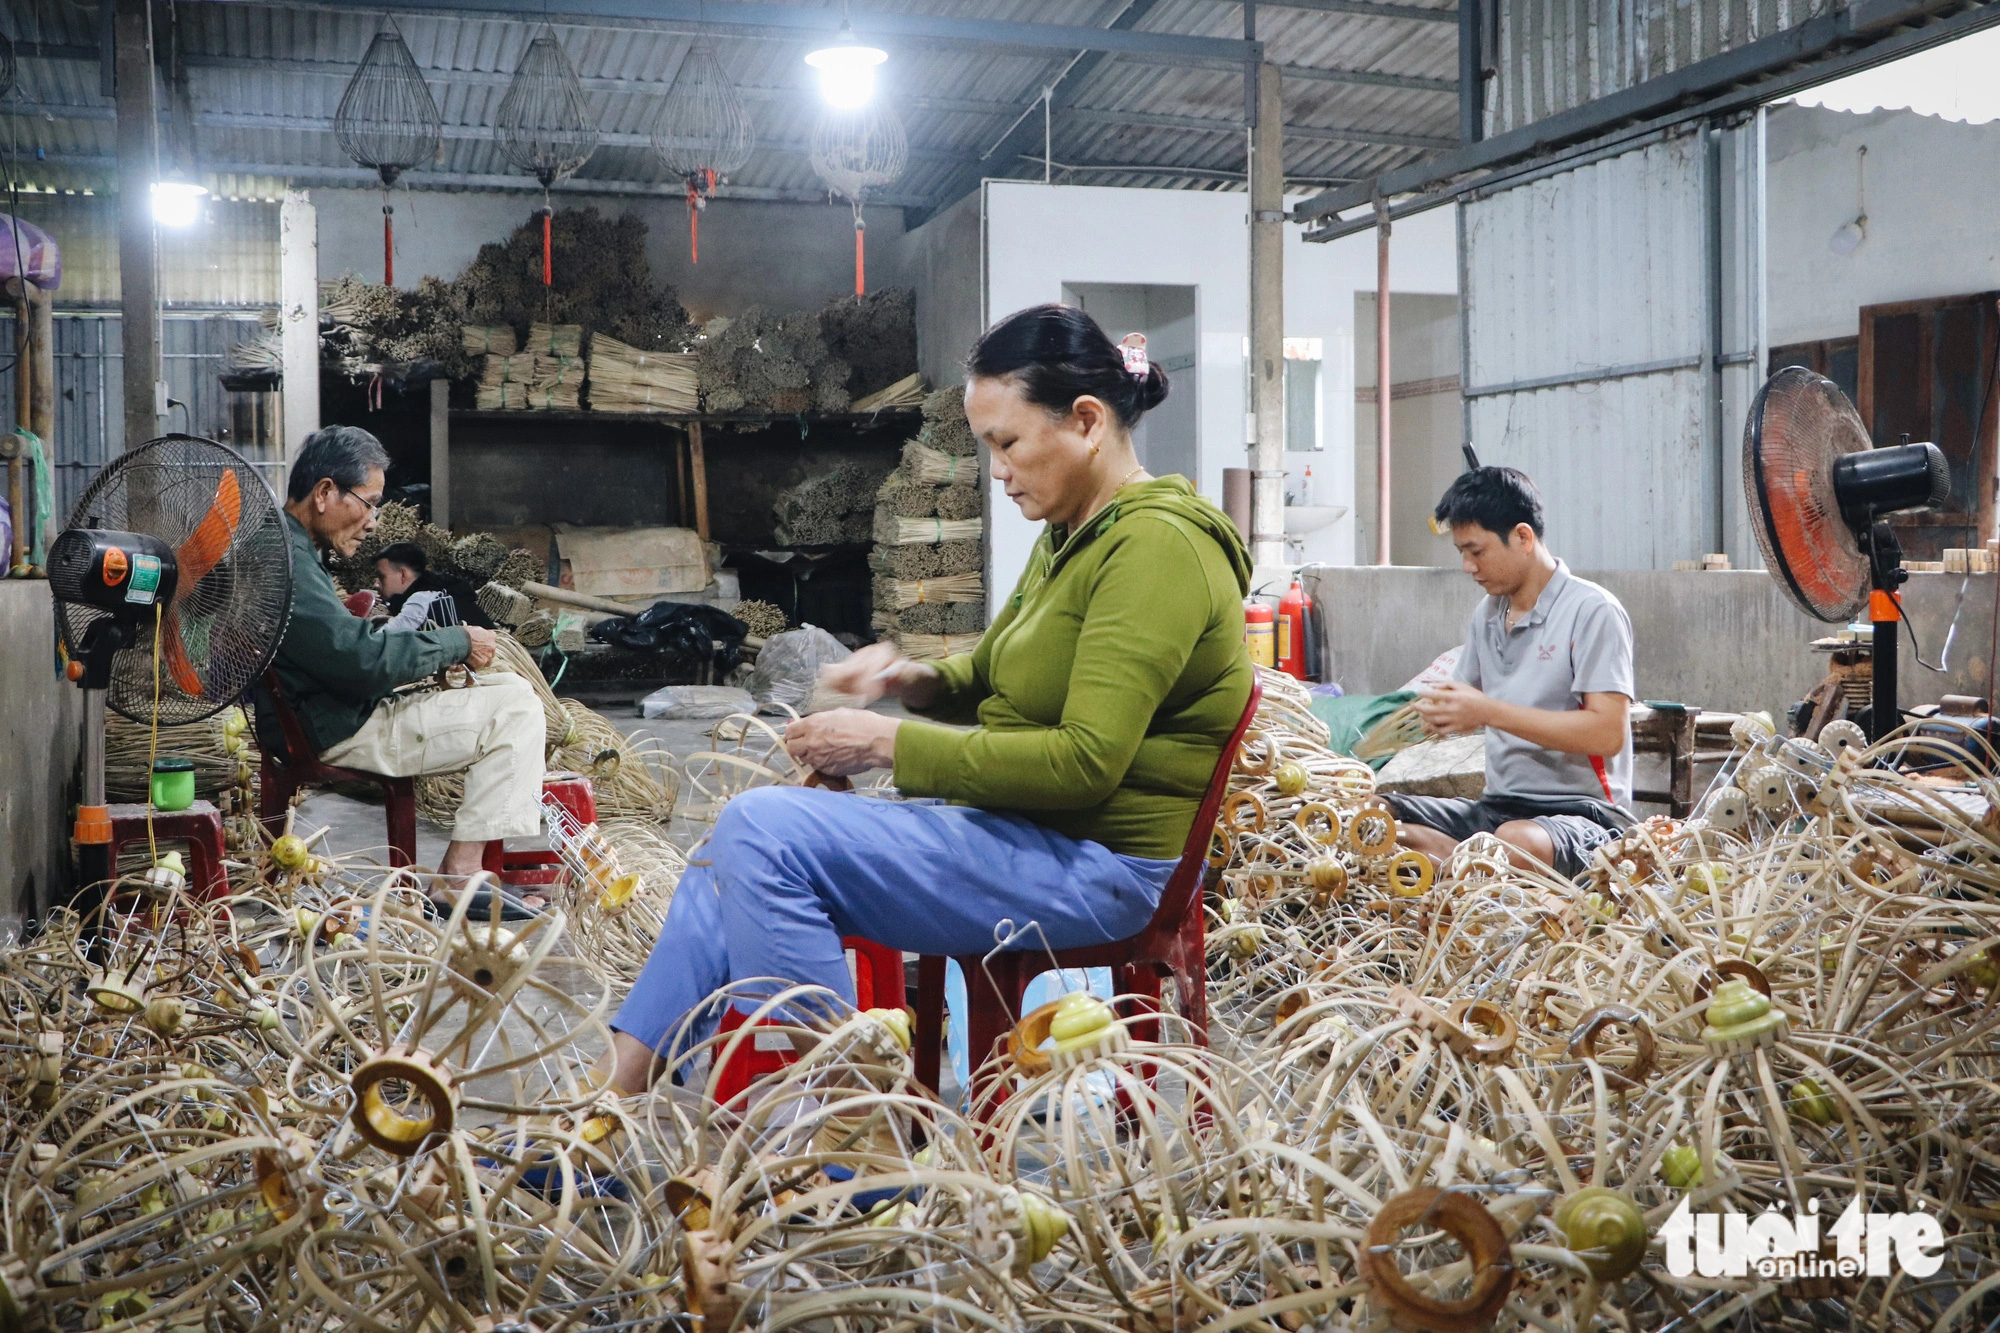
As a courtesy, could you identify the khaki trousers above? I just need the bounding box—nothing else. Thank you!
[320,673,546,842]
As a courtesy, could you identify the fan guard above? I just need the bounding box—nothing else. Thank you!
[1742,365,1873,623]
[56,436,291,725]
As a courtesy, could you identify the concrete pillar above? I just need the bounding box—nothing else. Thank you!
[1247,62,1285,569]
[1376,201,1393,566]
[113,0,161,452]
[429,377,449,529]
[280,189,320,468]
[29,283,54,551]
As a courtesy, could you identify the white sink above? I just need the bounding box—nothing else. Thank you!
[1284,505,1347,534]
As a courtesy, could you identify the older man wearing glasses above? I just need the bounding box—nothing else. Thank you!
[259,425,547,915]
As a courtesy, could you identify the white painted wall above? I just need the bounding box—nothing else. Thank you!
[1767,102,2000,347]
[979,182,1457,611]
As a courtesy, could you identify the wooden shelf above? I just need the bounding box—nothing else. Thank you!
[432,394,917,543]
[447,408,920,427]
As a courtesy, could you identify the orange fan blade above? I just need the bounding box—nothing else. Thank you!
[176,468,241,594]
[160,605,204,697]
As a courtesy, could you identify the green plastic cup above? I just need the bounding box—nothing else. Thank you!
[150,757,196,812]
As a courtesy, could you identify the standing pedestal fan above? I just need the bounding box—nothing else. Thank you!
[1744,365,1949,741]
[47,437,291,897]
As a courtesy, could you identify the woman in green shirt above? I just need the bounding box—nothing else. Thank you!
[607,304,1253,1092]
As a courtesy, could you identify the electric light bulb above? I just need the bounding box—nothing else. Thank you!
[805,24,887,110]
[152,179,209,228]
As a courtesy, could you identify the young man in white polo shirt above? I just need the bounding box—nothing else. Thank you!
[1388,467,1635,877]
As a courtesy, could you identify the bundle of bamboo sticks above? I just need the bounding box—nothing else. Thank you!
[882,515,984,546]
[887,571,983,608]
[475,351,536,410]
[588,335,698,413]
[902,440,979,486]
[852,372,926,412]
[525,322,583,359]
[897,631,983,662]
[462,325,517,357]
[526,354,584,411]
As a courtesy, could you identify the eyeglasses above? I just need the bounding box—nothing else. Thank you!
[340,487,383,518]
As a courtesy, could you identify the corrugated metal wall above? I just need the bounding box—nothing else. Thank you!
[0,313,275,522]
[3,195,280,308]
[1489,0,1844,136]
[1462,131,1716,568]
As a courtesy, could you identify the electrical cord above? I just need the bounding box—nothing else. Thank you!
[147,602,162,866]
[1895,589,1951,673]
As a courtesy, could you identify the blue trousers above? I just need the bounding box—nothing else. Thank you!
[611,786,1178,1059]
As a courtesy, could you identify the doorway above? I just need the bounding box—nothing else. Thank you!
[1061,283,1198,483]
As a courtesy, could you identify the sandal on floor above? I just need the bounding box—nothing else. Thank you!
[424,887,547,922]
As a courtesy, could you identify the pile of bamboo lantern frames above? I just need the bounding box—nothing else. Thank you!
[5,671,2000,1331]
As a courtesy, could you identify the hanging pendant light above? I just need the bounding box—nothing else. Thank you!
[332,18,442,285]
[809,102,907,298]
[497,28,600,288]
[650,40,752,265]
[805,20,887,110]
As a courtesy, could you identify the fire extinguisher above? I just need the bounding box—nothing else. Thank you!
[1244,600,1276,668]
[1277,577,1312,680]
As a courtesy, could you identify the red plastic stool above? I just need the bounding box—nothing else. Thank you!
[711,937,907,1105]
[105,800,230,901]
[481,772,598,888]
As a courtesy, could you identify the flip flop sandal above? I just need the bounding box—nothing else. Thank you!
[424,888,547,922]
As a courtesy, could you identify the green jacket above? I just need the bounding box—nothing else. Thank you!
[266,512,471,754]
[894,476,1254,860]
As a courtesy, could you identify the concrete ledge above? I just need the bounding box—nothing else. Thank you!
[1303,565,1997,722]
[0,580,80,922]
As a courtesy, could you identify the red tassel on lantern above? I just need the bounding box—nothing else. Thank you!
[541,208,553,286]
[854,213,865,299]
[684,169,717,265]
[382,204,395,286]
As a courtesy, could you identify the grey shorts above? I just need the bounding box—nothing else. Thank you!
[1380,792,1630,878]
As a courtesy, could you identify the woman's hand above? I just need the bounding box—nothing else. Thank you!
[817,642,940,709]
[784,708,901,778]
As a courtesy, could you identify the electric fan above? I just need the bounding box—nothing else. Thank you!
[1744,365,1949,741]
[47,435,291,892]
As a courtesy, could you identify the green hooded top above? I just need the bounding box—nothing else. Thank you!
[892,475,1254,860]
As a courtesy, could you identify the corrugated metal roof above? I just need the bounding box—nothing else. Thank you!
[1,0,1460,209]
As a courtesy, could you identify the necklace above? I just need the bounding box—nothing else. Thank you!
[1116,464,1148,489]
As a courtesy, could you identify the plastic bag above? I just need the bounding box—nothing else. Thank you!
[638,685,755,720]
[749,625,851,714]
[588,601,748,670]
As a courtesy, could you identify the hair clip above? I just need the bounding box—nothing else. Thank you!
[1119,332,1149,379]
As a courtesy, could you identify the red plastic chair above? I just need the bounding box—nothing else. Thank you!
[258,667,420,868]
[909,676,1263,1102]
[710,937,908,1106]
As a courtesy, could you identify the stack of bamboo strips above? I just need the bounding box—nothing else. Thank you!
[588,335,699,413]
[468,324,586,410]
[475,348,535,410]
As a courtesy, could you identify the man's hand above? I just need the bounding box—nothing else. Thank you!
[817,641,940,708]
[784,708,901,777]
[1414,681,1492,736]
[463,626,498,671]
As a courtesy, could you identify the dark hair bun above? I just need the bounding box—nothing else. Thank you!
[967,303,1169,428]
